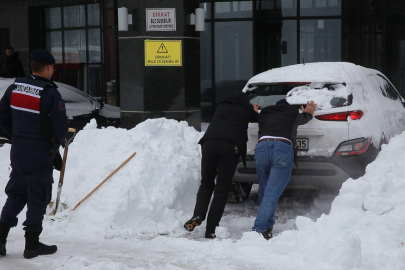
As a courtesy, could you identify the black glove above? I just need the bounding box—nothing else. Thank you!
[50,138,62,171]
[53,152,63,171]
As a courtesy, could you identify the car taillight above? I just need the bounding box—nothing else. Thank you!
[315,110,364,121]
[333,138,371,157]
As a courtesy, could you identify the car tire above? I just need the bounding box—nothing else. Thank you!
[228,182,253,203]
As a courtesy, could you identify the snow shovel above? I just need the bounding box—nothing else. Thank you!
[51,128,76,215]
[69,151,137,212]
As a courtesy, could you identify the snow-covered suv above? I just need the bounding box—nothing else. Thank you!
[229,62,405,201]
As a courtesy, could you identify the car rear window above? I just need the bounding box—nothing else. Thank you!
[248,82,351,110]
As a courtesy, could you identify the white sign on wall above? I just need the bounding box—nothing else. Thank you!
[146,8,176,31]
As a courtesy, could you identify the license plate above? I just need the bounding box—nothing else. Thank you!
[296,138,309,151]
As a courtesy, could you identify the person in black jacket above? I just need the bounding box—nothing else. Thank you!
[2,47,25,78]
[0,49,68,259]
[184,92,259,238]
[252,99,316,240]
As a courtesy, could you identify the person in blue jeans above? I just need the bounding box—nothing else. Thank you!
[252,99,316,240]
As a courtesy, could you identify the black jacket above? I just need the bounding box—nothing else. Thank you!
[292,112,313,144]
[4,53,25,78]
[258,104,313,144]
[0,75,68,172]
[258,104,299,142]
[199,92,258,167]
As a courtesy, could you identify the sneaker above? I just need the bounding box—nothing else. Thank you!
[184,216,203,232]
[253,228,273,240]
[205,232,216,239]
[265,227,273,239]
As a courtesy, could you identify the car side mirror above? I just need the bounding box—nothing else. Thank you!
[95,101,103,110]
[0,138,11,145]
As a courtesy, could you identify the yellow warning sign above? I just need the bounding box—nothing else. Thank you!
[145,40,182,66]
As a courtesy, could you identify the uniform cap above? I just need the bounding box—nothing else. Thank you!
[30,49,55,65]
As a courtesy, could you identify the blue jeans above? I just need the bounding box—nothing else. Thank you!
[252,141,293,232]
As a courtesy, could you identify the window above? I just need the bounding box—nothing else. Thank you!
[256,0,297,17]
[45,4,102,97]
[376,74,400,101]
[215,1,253,18]
[215,21,253,99]
[300,0,341,16]
[300,19,341,63]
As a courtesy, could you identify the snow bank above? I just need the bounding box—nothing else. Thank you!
[3,117,405,269]
[226,131,405,269]
[138,132,405,270]
[52,118,203,237]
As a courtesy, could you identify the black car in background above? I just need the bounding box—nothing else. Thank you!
[0,78,120,146]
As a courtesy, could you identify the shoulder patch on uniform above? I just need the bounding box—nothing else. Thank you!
[58,100,66,111]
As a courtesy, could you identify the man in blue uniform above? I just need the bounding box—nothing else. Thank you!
[0,49,68,259]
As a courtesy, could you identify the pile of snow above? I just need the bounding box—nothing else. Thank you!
[48,122,405,268]
[55,118,202,237]
[226,132,405,269]
[3,117,405,269]
[47,118,202,238]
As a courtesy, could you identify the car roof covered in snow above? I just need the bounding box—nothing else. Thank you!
[242,62,380,92]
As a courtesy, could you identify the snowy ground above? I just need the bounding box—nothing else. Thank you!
[1,187,335,270]
[1,118,405,269]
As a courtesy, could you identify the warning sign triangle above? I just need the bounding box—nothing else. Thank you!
[157,43,168,53]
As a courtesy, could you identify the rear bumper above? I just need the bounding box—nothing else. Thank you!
[233,145,379,190]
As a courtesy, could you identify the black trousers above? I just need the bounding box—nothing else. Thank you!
[193,140,240,234]
[0,169,53,232]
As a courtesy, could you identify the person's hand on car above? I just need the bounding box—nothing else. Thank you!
[253,103,260,112]
[302,100,317,115]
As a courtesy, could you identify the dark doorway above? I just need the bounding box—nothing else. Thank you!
[0,29,10,76]
[255,1,297,75]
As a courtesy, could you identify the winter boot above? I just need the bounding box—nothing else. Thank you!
[0,224,11,256]
[184,216,203,232]
[204,232,216,239]
[23,231,57,259]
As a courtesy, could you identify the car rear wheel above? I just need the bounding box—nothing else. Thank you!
[228,182,253,203]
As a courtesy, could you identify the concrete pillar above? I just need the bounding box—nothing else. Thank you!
[117,0,201,131]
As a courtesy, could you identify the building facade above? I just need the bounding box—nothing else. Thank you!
[0,0,404,128]
[200,0,405,122]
